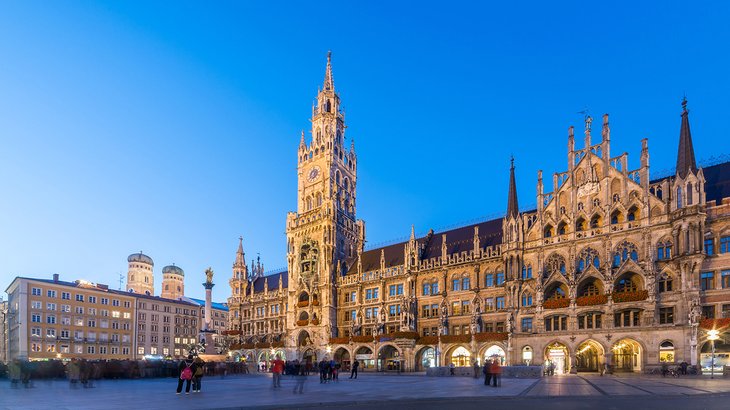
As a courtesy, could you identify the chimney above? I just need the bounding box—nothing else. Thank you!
[53,273,59,283]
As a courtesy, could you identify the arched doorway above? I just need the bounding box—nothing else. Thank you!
[484,345,506,366]
[301,348,317,368]
[257,350,272,372]
[612,338,642,372]
[700,340,730,372]
[355,346,374,370]
[378,344,402,371]
[416,346,436,371]
[451,346,471,367]
[545,342,569,375]
[334,347,351,371]
[576,340,603,372]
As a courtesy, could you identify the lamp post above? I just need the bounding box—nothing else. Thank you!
[707,329,720,379]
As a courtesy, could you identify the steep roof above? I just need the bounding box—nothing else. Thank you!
[346,217,504,275]
[676,99,698,179]
[704,161,730,205]
[251,269,288,293]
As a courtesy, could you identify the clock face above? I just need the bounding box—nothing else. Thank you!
[307,166,320,182]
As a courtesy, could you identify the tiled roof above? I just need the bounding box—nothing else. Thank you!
[186,297,229,311]
[346,217,504,275]
[250,270,288,293]
[649,161,730,205]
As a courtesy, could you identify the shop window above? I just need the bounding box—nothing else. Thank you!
[659,341,675,363]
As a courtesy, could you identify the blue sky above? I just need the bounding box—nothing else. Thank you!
[1,1,729,302]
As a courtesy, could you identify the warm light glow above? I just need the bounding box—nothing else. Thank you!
[708,329,720,341]
[326,345,332,354]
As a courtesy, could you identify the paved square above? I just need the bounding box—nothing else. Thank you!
[1,373,729,410]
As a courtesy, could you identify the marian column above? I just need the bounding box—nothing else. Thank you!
[201,267,215,352]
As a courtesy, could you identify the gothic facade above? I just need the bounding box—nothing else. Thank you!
[226,54,730,373]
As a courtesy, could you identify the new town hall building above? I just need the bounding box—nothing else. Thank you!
[226,53,730,374]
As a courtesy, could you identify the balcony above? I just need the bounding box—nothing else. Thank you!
[611,290,648,303]
[576,294,608,306]
[543,298,570,309]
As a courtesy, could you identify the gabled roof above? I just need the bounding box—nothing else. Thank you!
[346,217,504,275]
[704,161,730,205]
[250,269,288,293]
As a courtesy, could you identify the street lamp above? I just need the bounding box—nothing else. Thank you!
[707,329,720,379]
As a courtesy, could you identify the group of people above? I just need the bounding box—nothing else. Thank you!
[317,358,341,383]
[176,355,207,395]
[481,360,503,387]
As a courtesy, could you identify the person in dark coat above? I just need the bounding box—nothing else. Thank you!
[349,360,359,379]
[176,355,196,394]
[483,360,492,386]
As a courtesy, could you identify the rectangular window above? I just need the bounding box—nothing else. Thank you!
[47,303,56,311]
[496,272,505,286]
[46,315,56,324]
[431,283,439,294]
[366,289,373,300]
[76,306,84,314]
[496,297,505,310]
[88,296,96,304]
[705,239,715,255]
[484,298,495,312]
[422,305,430,318]
[702,305,715,319]
[397,284,403,295]
[46,328,56,338]
[31,301,41,310]
[32,287,42,296]
[101,298,109,305]
[31,327,41,337]
[389,305,397,316]
[721,236,730,253]
[485,274,494,287]
[112,299,120,306]
[484,323,494,332]
[47,290,56,298]
[495,322,505,333]
[462,300,471,315]
[521,317,533,333]
[701,272,714,291]
[422,283,430,296]
[659,307,674,324]
[462,278,470,290]
[722,270,730,289]
[61,305,70,313]
[452,279,460,291]
[62,292,70,300]
[452,301,461,316]
[722,304,730,318]
[389,285,396,297]
[76,294,84,302]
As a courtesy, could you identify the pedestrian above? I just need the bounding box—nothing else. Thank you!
[349,359,359,379]
[680,361,688,375]
[449,362,455,376]
[271,355,285,388]
[176,355,195,395]
[319,359,327,383]
[492,360,502,387]
[192,357,205,393]
[472,360,480,379]
[483,360,492,386]
[67,358,80,387]
[293,361,306,394]
[333,362,340,381]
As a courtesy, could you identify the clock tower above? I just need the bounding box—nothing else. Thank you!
[285,53,365,357]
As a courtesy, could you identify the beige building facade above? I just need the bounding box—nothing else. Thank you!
[229,54,730,372]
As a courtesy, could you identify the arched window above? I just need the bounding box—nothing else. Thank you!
[612,193,620,203]
[431,282,439,294]
[677,186,683,209]
[521,264,533,280]
[462,277,471,290]
[521,292,533,307]
[576,217,587,232]
[659,341,675,362]
[306,197,313,211]
[657,241,673,260]
[658,273,673,292]
[544,254,567,277]
[557,221,567,235]
[590,214,602,229]
[544,224,554,238]
[615,274,640,293]
[545,282,567,300]
[576,247,601,273]
[627,206,639,222]
[610,209,622,225]
[315,192,322,208]
[687,183,693,205]
[613,241,639,267]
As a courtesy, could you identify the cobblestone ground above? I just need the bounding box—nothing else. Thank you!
[1,373,729,410]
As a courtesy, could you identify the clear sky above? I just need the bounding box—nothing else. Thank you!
[1,1,729,302]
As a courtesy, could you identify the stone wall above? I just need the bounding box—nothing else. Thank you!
[426,365,542,378]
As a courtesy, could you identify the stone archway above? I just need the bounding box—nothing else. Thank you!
[301,347,317,367]
[544,341,570,375]
[354,346,375,371]
[481,344,506,366]
[612,338,642,372]
[334,347,352,371]
[415,346,436,371]
[298,330,312,348]
[445,345,472,367]
[378,344,402,372]
[576,339,604,372]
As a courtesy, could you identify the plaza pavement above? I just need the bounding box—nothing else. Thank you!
[1,372,729,410]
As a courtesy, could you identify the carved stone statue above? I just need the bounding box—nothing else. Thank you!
[689,298,701,325]
[205,267,214,284]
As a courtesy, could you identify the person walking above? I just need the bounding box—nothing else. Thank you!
[349,359,359,379]
[293,361,306,394]
[271,355,285,388]
[472,360,480,379]
[67,358,81,388]
[483,360,492,386]
[449,362,455,376]
[491,360,502,387]
[176,355,195,395]
[192,357,205,393]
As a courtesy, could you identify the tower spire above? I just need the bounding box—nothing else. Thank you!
[507,156,519,219]
[323,51,334,91]
[676,97,698,179]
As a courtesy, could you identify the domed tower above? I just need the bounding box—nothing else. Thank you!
[161,264,184,300]
[126,252,154,296]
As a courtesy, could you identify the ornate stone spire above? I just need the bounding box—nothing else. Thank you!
[676,97,698,179]
[323,51,334,91]
[506,157,519,219]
